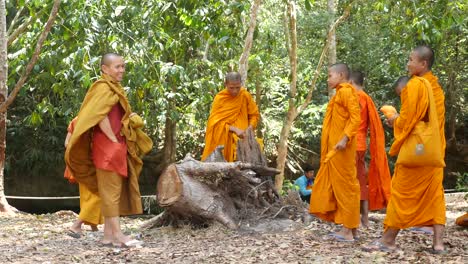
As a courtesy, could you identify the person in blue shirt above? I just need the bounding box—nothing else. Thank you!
[295,164,315,203]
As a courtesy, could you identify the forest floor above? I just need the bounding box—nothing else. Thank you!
[0,193,467,264]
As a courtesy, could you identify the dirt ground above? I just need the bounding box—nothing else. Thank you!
[0,193,466,264]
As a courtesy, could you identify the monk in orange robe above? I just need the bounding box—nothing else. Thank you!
[309,63,361,241]
[349,71,391,228]
[364,46,446,254]
[65,53,153,247]
[201,72,259,162]
[64,117,103,238]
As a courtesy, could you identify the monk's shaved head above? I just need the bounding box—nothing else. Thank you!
[350,71,365,87]
[101,52,122,66]
[393,76,410,96]
[329,63,350,80]
[224,72,242,83]
[413,45,434,69]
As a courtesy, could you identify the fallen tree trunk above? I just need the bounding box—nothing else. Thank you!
[146,128,305,230]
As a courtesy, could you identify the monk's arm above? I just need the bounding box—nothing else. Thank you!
[247,93,260,128]
[64,132,72,148]
[336,88,361,150]
[98,116,118,143]
[393,81,411,130]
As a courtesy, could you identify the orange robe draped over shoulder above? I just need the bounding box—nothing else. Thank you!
[309,83,361,229]
[201,88,259,162]
[65,74,153,216]
[356,90,392,210]
[384,76,446,229]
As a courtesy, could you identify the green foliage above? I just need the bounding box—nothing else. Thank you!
[454,172,468,192]
[281,179,299,196]
[3,0,467,190]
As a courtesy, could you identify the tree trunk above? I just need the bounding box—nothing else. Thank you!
[153,128,284,229]
[327,0,337,98]
[275,0,298,191]
[273,4,351,190]
[238,0,262,86]
[445,34,459,152]
[163,85,177,164]
[0,0,10,213]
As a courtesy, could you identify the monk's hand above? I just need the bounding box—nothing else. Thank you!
[129,112,137,118]
[334,136,349,150]
[386,113,399,127]
[229,126,245,138]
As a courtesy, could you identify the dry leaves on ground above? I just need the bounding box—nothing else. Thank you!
[0,193,466,263]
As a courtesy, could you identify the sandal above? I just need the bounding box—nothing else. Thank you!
[426,247,448,255]
[66,229,82,239]
[113,239,144,248]
[325,233,355,242]
[362,240,395,252]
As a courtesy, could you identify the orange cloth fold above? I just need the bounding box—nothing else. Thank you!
[201,88,259,162]
[357,90,392,210]
[78,183,103,225]
[384,76,446,229]
[422,71,446,158]
[309,83,361,229]
[63,117,103,225]
[64,117,78,184]
[455,213,468,227]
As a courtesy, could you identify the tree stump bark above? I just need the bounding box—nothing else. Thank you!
[148,127,302,230]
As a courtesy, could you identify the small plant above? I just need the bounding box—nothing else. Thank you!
[281,179,299,196]
[454,172,468,192]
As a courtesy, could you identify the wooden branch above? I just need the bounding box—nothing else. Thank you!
[272,205,295,218]
[296,5,351,114]
[8,8,47,46]
[0,0,61,113]
[238,0,262,85]
[7,6,24,35]
[140,211,167,229]
[287,0,298,99]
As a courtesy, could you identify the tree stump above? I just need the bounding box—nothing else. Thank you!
[148,127,304,229]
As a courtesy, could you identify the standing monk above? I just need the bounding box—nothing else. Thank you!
[364,46,446,254]
[65,53,153,247]
[349,71,391,228]
[201,72,259,162]
[309,63,361,241]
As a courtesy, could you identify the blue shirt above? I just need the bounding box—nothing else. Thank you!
[294,175,314,196]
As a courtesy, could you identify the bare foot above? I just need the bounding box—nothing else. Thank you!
[90,225,99,232]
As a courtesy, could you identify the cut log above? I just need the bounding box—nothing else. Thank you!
[149,127,303,229]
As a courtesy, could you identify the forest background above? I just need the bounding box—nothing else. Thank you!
[1,0,466,212]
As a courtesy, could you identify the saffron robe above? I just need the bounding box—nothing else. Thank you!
[64,117,103,225]
[201,88,259,162]
[309,83,361,229]
[384,76,446,229]
[65,74,153,216]
[356,90,392,210]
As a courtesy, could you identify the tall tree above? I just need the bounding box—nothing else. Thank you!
[238,0,262,85]
[0,0,61,213]
[327,0,336,98]
[274,2,350,191]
